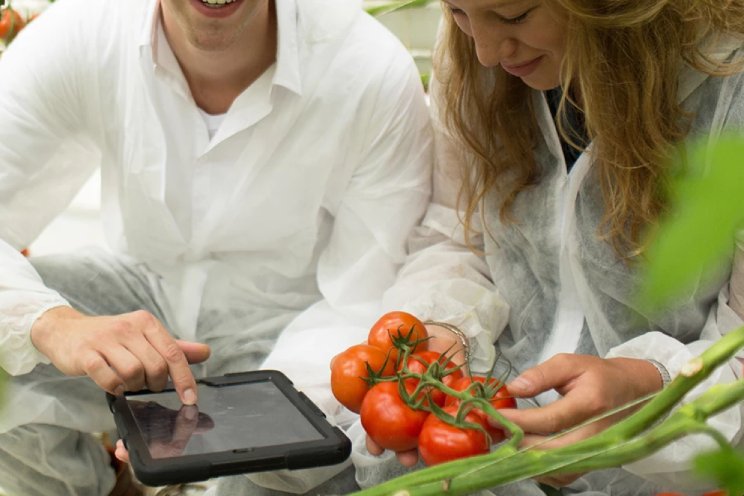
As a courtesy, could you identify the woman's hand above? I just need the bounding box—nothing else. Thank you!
[363,323,466,466]
[495,353,663,486]
[365,436,419,467]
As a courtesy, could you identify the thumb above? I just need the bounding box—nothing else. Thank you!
[506,363,553,398]
[176,340,211,364]
[507,354,583,398]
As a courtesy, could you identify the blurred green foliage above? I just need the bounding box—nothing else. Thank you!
[639,135,744,494]
[694,447,744,495]
[639,136,744,313]
[364,0,435,16]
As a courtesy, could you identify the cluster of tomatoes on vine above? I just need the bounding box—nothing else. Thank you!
[0,2,42,46]
[330,310,517,466]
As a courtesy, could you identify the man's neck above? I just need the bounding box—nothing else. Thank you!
[162,1,278,115]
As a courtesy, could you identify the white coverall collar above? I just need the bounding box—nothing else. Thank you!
[678,35,743,102]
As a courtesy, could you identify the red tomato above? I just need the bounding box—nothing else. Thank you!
[446,375,516,442]
[446,375,516,408]
[400,350,464,407]
[360,381,429,452]
[418,404,490,466]
[0,7,25,43]
[368,311,427,361]
[330,344,395,413]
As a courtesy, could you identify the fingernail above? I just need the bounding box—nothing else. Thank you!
[183,406,197,420]
[510,377,532,393]
[113,385,125,396]
[182,388,196,405]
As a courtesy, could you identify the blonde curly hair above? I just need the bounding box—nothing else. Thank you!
[437,0,744,257]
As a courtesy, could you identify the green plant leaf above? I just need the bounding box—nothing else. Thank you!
[364,0,434,16]
[638,136,744,314]
[693,447,744,495]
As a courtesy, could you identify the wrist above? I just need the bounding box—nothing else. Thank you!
[423,321,470,366]
[30,305,80,355]
[645,358,672,389]
[608,356,667,395]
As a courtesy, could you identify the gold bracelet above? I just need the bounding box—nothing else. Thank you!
[424,320,471,365]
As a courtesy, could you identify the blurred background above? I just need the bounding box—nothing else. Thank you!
[2,0,442,258]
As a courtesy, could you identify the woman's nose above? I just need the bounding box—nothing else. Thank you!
[473,29,518,68]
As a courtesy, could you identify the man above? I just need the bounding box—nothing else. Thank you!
[0,0,432,494]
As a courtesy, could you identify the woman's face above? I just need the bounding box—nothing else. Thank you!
[443,0,567,90]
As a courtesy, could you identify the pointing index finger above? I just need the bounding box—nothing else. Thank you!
[146,329,198,405]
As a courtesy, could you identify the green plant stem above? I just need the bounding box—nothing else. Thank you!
[352,326,744,496]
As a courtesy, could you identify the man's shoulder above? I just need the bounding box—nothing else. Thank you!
[296,0,414,73]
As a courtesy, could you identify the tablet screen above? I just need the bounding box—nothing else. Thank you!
[127,381,325,459]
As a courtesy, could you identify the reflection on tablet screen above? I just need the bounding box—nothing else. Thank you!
[127,381,324,459]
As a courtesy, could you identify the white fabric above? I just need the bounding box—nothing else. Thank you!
[372,39,744,493]
[0,0,432,415]
[730,233,744,319]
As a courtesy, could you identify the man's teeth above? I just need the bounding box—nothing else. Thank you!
[201,0,237,6]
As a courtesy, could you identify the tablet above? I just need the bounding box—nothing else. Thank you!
[106,370,351,486]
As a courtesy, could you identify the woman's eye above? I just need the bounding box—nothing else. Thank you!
[448,6,465,15]
[501,10,531,25]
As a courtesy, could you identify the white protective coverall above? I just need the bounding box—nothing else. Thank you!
[0,0,432,494]
[338,41,744,494]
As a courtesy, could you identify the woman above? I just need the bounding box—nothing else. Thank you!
[359,0,744,494]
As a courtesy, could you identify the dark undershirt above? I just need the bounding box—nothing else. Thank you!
[545,87,588,172]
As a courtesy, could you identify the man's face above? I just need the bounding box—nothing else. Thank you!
[444,0,566,90]
[160,0,268,52]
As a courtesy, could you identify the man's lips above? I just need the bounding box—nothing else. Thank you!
[191,0,243,18]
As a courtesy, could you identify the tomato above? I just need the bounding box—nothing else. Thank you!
[0,7,25,43]
[368,310,427,360]
[446,375,516,442]
[400,350,464,407]
[418,404,490,466]
[330,344,395,413]
[360,381,429,452]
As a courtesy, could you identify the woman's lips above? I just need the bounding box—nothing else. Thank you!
[501,56,544,78]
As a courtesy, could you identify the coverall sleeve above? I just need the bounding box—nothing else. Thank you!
[0,1,100,375]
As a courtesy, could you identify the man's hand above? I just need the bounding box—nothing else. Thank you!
[494,354,662,486]
[30,306,211,405]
